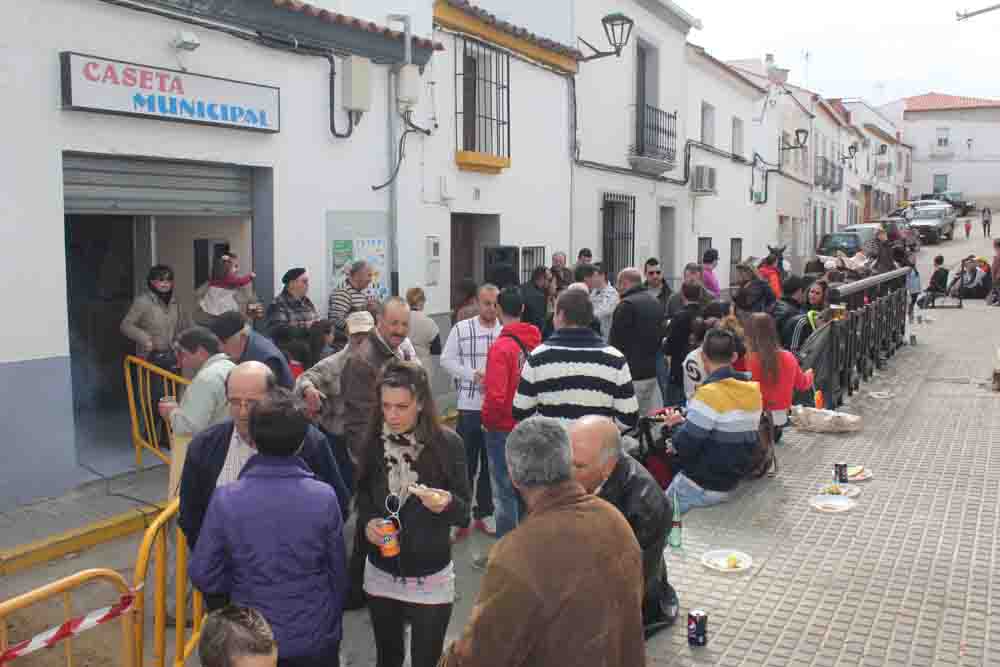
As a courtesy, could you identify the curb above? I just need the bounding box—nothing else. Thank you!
[0,502,166,577]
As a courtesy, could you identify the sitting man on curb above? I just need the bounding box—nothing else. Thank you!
[569,416,679,637]
[662,328,762,513]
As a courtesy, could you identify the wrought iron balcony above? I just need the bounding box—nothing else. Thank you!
[628,104,678,175]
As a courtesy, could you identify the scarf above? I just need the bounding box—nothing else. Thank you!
[381,426,425,507]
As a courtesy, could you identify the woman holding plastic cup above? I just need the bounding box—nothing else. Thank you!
[356,359,470,667]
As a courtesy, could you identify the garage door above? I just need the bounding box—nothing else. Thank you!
[63,153,253,216]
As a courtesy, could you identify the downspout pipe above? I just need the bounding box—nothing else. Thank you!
[385,14,413,297]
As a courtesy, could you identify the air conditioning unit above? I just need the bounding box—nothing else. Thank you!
[691,165,717,194]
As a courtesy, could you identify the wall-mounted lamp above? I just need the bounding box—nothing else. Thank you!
[781,128,809,151]
[967,137,974,150]
[579,13,635,62]
[877,144,888,156]
[839,143,858,163]
[171,30,201,52]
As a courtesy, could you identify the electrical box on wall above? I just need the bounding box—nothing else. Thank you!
[425,235,441,285]
[343,55,372,112]
[397,64,421,108]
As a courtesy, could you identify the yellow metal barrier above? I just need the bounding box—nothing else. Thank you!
[132,498,203,667]
[124,355,190,467]
[0,568,136,667]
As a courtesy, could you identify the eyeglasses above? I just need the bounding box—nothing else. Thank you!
[227,398,260,410]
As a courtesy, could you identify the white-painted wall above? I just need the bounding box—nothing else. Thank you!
[3,0,400,363]
[393,26,573,314]
[893,110,1000,205]
[685,50,773,284]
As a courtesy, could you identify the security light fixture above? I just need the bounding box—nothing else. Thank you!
[579,13,635,62]
[877,144,888,155]
[839,143,858,163]
[781,128,810,151]
[171,31,201,52]
[967,137,974,150]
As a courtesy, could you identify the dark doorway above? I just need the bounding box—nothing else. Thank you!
[65,215,137,474]
[449,214,499,310]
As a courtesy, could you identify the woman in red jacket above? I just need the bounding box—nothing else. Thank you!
[745,313,813,442]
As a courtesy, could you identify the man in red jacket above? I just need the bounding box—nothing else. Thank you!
[482,288,542,544]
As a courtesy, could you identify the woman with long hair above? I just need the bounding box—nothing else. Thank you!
[356,359,470,667]
[308,319,336,365]
[744,313,813,442]
[806,279,829,312]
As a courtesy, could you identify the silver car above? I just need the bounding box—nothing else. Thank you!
[908,205,956,244]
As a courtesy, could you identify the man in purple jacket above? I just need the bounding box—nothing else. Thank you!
[190,388,347,667]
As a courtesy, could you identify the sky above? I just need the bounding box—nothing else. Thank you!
[684,0,1000,104]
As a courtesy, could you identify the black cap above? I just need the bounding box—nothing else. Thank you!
[282,267,306,284]
[578,248,592,258]
[206,311,246,341]
[782,275,807,295]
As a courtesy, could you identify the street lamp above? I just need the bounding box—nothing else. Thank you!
[579,13,635,61]
[839,143,858,163]
[781,128,810,151]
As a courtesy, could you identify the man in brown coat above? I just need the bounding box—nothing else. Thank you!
[440,416,646,667]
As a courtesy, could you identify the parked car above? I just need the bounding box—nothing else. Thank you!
[920,192,973,216]
[909,205,956,244]
[841,223,882,245]
[817,231,866,257]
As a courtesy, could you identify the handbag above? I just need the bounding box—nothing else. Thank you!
[747,411,776,479]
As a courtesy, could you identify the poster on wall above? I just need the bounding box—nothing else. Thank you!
[355,238,390,301]
[327,237,390,302]
[329,240,354,292]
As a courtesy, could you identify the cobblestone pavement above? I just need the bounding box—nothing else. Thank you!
[647,232,999,667]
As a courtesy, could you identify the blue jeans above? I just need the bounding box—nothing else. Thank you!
[655,350,670,404]
[457,410,493,520]
[485,430,521,539]
[665,471,731,514]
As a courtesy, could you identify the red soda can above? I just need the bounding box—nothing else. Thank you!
[688,610,708,646]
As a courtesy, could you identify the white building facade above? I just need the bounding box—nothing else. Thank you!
[882,93,999,208]
[2,0,443,505]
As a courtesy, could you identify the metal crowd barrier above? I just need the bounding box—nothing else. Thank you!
[821,266,911,408]
[124,356,190,467]
[132,498,203,667]
[0,569,136,667]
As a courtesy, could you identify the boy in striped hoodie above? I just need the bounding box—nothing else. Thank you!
[662,328,762,514]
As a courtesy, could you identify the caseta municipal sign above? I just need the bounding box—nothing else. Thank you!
[60,52,280,132]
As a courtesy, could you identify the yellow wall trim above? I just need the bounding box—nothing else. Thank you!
[456,151,511,174]
[434,1,578,74]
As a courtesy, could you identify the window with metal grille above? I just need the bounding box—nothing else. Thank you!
[455,36,511,159]
[729,238,742,285]
[520,246,546,284]
[601,194,636,279]
[697,237,713,265]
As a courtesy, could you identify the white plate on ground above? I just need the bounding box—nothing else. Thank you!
[809,495,857,513]
[701,550,753,573]
[818,484,861,498]
[847,466,873,482]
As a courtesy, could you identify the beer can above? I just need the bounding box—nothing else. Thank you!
[834,462,849,484]
[687,610,708,647]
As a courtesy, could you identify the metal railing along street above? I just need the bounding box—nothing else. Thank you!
[124,355,190,467]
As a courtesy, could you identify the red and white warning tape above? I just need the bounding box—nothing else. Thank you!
[0,592,136,664]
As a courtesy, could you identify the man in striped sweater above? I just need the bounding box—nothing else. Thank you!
[662,328,762,514]
[513,289,638,428]
[327,260,376,345]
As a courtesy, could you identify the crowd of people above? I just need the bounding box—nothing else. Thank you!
[120,234,1000,666]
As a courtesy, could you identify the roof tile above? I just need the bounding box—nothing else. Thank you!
[905,92,1000,112]
[442,0,583,59]
[271,0,445,51]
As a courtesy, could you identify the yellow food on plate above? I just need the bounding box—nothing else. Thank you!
[726,554,741,569]
[847,466,864,477]
[823,485,843,495]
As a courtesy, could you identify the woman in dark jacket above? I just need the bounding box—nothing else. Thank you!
[356,359,470,667]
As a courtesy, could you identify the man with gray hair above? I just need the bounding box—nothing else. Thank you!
[327,259,377,345]
[199,605,277,667]
[440,416,645,667]
[569,416,679,637]
[610,267,665,415]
